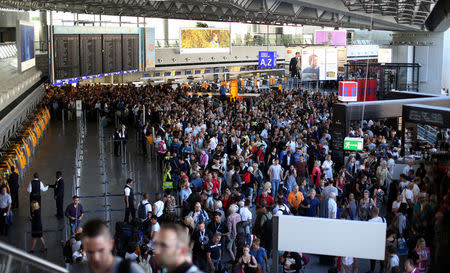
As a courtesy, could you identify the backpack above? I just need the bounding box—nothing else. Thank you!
[157,141,166,154]
[137,201,148,220]
[63,239,73,263]
[236,221,249,235]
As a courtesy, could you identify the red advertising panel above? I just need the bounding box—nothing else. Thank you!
[338,81,358,102]
[356,79,377,101]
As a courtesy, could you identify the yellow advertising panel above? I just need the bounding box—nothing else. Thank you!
[230,80,238,101]
[180,28,230,54]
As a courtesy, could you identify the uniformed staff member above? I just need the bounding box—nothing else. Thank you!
[7,166,19,209]
[49,171,64,219]
[27,173,48,210]
[124,178,136,223]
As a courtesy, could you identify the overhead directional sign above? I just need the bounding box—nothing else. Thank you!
[344,137,364,151]
[258,51,277,68]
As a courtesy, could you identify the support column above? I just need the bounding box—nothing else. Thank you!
[39,11,48,52]
[163,19,169,47]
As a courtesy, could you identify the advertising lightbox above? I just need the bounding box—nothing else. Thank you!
[180,28,230,54]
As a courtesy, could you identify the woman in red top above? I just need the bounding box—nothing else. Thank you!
[311,160,322,187]
[222,187,232,211]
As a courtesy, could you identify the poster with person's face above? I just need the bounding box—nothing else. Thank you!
[301,48,321,81]
[301,47,338,81]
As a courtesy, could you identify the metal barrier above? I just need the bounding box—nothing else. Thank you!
[0,240,67,273]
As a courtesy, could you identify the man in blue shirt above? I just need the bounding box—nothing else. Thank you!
[302,189,320,217]
[250,238,268,273]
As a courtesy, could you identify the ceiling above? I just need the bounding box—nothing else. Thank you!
[0,0,440,31]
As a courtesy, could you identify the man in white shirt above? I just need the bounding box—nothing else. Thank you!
[138,193,152,221]
[368,206,385,223]
[268,159,282,196]
[401,183,414,208]
[153,193,165,221]
[328,192,337,219]
[239,199,252,223]
[27,173,49,208]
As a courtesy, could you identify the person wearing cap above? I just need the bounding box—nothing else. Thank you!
[206,232,222,273]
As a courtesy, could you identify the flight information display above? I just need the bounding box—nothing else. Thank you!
[102,34,122,73]
[80,34,102,76]
[54,34,80,80]
[122,34,139,71]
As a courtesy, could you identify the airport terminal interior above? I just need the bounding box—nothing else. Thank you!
[0,0,449,273]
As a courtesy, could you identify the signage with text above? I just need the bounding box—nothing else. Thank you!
[258,51,277,68]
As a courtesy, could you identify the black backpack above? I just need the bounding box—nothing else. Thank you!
[137,201,147,220]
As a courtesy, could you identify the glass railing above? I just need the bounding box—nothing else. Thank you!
[0,241,67,273]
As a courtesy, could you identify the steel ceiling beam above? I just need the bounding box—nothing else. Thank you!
[0,0,427,31]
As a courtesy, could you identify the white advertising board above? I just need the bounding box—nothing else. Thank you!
[276,216,386,260]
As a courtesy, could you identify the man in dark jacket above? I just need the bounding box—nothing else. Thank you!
[289,52,301,78]
[49,171,64,218]
[7,166,19,209]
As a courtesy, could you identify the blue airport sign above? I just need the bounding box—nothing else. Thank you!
[258,51,277,68]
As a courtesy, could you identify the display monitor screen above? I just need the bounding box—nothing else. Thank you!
[17,21,35,72]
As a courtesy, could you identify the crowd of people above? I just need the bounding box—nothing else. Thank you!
[35,83,450,273]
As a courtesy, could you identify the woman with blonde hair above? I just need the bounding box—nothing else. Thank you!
[414,238,430,273]
[311,160,322,187]
[28,201,46,253]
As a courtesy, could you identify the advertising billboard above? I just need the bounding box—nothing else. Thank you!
[301,47,337,81]
[145,28,156,69]
[17,21,35,72]
[180,28,230,54]
[315,30,346,46]
[258,51,277,68]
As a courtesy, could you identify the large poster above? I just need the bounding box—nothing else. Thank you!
[144,28,155,69]
[180,28,230,54]
[315,30,346,46]
[301,47,337,81]
[17,21,35,72]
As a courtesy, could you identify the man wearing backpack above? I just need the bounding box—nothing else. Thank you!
[137,193,152,224]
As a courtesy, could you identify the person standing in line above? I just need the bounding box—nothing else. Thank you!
[268,159,282,197]
[49,171,64,219]
[0,186,12,236]
[7,166,19,209]
[327,192,337,219]
[65,196,84,235]
[119,124,128,155]
[153,223,203,273]
[113,128,121,157]
[124,178,136,223]
[27,173,49,209]
[70,219,145,273]
[28,200,47,253]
